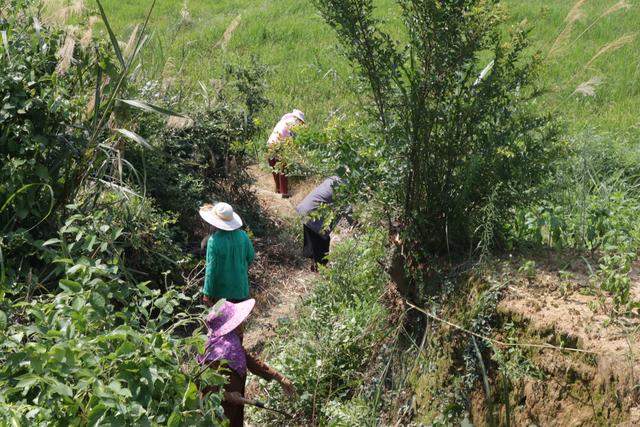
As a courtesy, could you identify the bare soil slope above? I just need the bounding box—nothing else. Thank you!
[485,256,640,426]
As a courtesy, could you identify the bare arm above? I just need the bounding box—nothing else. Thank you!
[246,353,296,397]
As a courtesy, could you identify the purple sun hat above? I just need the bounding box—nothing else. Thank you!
[205,299,255,337]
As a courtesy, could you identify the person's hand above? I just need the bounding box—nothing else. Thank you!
[279,377,297,398]
[224,391,246,406]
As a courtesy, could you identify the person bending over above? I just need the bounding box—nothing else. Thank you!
[266,109,306,198]
[296,176,346,271]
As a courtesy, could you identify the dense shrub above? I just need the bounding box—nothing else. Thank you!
[0,208,225,425]
[0,3,271,425]
[513,133,640,310]
[0,3,90,231]
[130,64,269,241]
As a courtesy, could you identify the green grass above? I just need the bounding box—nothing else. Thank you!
[506,0,640,134]
[87,0,640,135]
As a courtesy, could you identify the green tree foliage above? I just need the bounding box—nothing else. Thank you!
[311,0,561,259]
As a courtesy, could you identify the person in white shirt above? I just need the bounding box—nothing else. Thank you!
[266,109,305,198]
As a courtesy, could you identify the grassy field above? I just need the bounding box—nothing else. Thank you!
[89,0,639,135]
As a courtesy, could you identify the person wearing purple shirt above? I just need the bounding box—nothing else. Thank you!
[197,299,296,426]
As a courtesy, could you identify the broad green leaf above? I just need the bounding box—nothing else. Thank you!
[115,128,151,149]
[154,297,167,309]
[48,379,73,398]
[167,410,182,427]
[67,264,84,275]
[182,381,198,407]
[108,381,132,398]
[15,373,41,392]
[42,238,61,247]
[90,292,106,310]
[87,404,108,425]
[59,279,82,292]
[115,341,136,358]
[0,310,6,330]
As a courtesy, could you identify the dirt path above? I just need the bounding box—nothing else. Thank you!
[243,165,319,353]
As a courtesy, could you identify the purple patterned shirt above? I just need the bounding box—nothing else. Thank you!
[196,331,247,376]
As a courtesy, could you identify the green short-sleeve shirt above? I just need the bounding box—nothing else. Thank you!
[202,229,255,300]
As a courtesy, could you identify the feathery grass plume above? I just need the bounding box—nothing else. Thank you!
[166,116,195,129]
[44,0,84,24]
[86,76,110,117]
[567,1,631,49]
[123,25,139,59]
[585,33,636,68]
[56,32,76,75]
[603,0,631,17]
[80,16,99,48]
[214,15,241,51]
[70,0,84,14]
[180,0,193,26]
[573,76,603,96]
[549,0,588,56]
[161,58,176,89]
[50,6,71,24]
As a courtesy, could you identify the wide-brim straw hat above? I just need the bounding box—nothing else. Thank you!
[205,299,255,337]
[199,202,243,231]
[292,109,305,123]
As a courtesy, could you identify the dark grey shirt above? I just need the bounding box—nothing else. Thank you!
[296,176,341,234]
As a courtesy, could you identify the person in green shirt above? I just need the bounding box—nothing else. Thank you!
[199,202,255,306]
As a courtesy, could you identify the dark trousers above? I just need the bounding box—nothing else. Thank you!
[303,224,330,265]
[268,157,289,195]
[222,370,247,427]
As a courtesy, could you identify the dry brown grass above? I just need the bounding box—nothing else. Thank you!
[214,14,241,51]
[166,116,195,129]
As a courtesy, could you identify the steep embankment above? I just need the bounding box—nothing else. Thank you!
[489,257,640,426]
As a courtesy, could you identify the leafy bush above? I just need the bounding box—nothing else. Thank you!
[0,210,225,425]
[0,3,90,231]
[0,3,273,425]
[311,0,561,260]
[251,232,391,425]
[130,63,269,240]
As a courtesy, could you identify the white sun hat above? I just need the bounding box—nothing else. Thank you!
[291,109,305,123]
[199,202,243,231]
